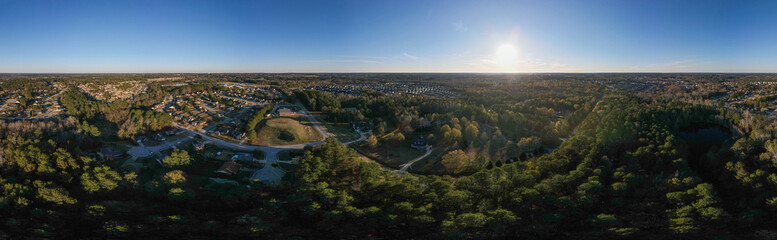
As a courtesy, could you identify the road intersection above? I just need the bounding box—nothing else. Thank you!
[127,101,426,183]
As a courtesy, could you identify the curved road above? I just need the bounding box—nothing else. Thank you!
[129,101,423,182]
[343,130,369,146]
[129,102,333,183]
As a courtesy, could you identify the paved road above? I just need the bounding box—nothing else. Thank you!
[203,103,256,132]
[129,101,385,183]
[0,89,65,120]
[127,134,194,159]
[0,116,60,120]
[288,102,330,140]
[395,147,432,173]
[220,94,265,106]
[138,101,331,183]
[343,130,369,146]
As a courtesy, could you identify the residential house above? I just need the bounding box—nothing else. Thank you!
[278,107,295,116]
[411,137,428,150]
[215,161,242,176]
[192,141,206,151]
[100,147,124,161]
[231,131,246,140]
[165,129,180,136]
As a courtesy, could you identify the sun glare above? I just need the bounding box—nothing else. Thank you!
[495,44,518,68]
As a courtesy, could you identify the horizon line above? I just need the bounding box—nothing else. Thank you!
[2,71,777,74]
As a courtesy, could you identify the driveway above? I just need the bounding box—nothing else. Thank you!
[127,134,193,159]
[396,146,432,173]
[172,102,331,184]
[132,101,383,183]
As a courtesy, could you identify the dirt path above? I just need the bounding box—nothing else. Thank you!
[395,147,432,173]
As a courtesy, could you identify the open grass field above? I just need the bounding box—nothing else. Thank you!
[309,111,361,142]
[408,146,451,174]
[255,117,323,146]
[355,140,427,168]
[278,149,305,161]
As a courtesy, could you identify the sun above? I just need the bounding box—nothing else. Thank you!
[495,44,518,67]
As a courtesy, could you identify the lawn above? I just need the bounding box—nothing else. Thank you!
[199,145,237,161]
[224,108,244,119]
[185,159,221,189]
[253,150,265,160]
[165,133,189,143]
[278,149,305,161]
[103,141,130,152]
[355,141,426,169]
[276,162,299,172]
[309,111,361,142]
[135,156,224,190]
[407,146,451,174]
[106,157,129,169]
[254,117,323,146]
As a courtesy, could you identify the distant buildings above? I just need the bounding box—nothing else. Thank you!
[278,107,296,116]
[76,81,148,102]
[308,82,459,98]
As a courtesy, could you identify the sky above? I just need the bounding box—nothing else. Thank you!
[1,0,777,73]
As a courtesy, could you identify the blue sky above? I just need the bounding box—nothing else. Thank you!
[1,0,777,73]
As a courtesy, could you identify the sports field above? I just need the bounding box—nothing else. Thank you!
[255,117,323,146]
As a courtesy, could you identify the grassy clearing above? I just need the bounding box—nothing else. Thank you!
[309,111,360,142]
[254,117,322,146]
[106,157,129,169]
[408,146,451,174]
[278,149,306,161]
[253,150,265,160]
[198,145,260,161]
[355,140,426,168]
[277,162,299,172]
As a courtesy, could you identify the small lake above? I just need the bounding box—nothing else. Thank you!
[677,123,736,209]
[678,123,731,143]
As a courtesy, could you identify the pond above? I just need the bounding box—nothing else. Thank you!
[678,123,731,143]
[677,122,736,208]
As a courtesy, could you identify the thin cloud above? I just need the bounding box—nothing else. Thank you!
[519,58,568,68]
[454,20,468,32]
[460,57,569,72]
[337,56,388,60]
[304,59,384,64]
[403,53,418,60]
[628,60,707,72]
